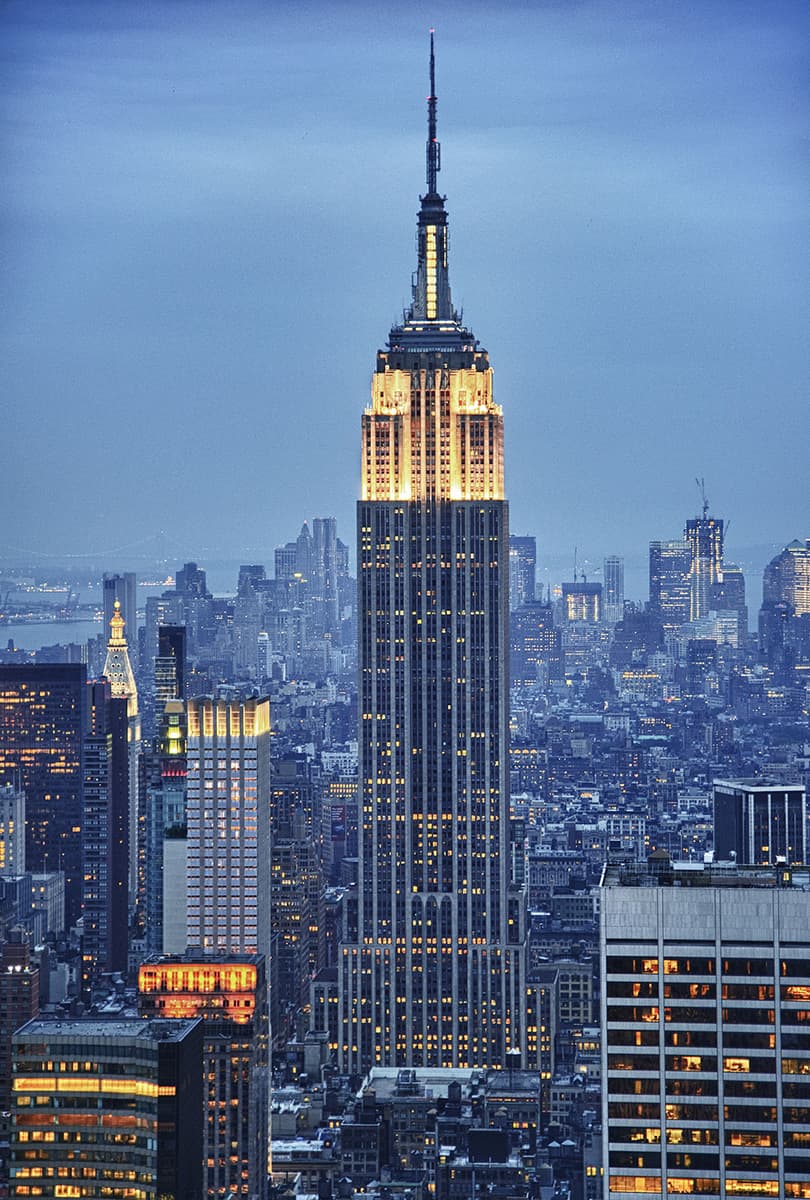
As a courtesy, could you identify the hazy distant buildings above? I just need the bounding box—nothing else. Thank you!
[712,561,748,645]
[562,580,602,623]
[339,41,526,1073]
[234,565,265,675]
[510,535,537,610]
[0,663,86,927]
[312,516,340,636]
[186,698,271,960]
[511,601,563,685]
[714,778,807,866]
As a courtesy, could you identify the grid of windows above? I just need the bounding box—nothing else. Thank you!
[602,875,810,1198]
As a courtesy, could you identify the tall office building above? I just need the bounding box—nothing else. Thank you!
[763,538,810,616]
[601,855,810,1199]
[0,664,87,927]
[0,932,39,1115]
[714,778,807,866]
[81,680,130,996]
[10,1016,203,1199]
[712,562,748,646]
[603,555,625,624]
[562,580,603,622]
[103,571,137,648]
[145,700,189,956]
[313,516,340,636]
[0,780,26,875]
[138,954,269,1200]
[155,624,187,706]
[510,601,563,685]
[102,600,141,914]
[339,39,526,1073]
[185,698,271,961]
[649,540,691,633]
[509,535,537,610]
[685,503,724,622]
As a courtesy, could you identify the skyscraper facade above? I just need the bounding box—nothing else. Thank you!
[81,680,130,996]
[712,562,748,645]
[0,780,26,875]
[0,663,87,927]
[685,508,724,622]
[339,40,526,1073]
[509,535,537,610]
[603,555,625,624]
[103,571,137,648]
[763,538,810,616]
[10,1016,203,1199]
[185,697,271,961]
[144,699,188,956]
[649,540,691,633]
[601,856,810,1198]
[138,954,269,1200]
[714,778,807,866]
[155,624,187,706]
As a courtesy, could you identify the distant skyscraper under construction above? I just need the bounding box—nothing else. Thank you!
[338,38,526,1073]
[685,490,724,621]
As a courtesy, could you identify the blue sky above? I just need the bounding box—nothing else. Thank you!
[3,0,808,590]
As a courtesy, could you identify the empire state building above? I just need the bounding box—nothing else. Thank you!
[338,38,526,1072]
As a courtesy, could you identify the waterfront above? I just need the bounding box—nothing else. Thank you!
[1,620,103,652]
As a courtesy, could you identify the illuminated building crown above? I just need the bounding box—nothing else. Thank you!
[103,598,138,717]
[362,34,504,504]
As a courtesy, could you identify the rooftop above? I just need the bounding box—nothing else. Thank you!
[714,777,806,792]
[14,1016,200,1043]
[602,858,810,891]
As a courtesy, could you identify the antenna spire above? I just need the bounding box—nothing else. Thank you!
[426,29,440,195]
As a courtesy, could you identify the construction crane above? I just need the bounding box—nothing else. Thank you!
[695,477,709,518]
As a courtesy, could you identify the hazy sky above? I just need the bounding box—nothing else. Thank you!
[3,0,808,586]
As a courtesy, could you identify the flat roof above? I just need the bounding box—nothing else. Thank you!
[602,860,810,891]
[714,777,805,792]
[14,1017,200,1043]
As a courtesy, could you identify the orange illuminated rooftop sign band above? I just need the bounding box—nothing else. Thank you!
[138,963,258,995]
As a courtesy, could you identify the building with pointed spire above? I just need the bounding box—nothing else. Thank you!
[103,599,139,714]
[102,598,142,922]
[337,37,526,1073]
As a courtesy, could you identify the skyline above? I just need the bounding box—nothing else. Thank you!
[3,0,808,574]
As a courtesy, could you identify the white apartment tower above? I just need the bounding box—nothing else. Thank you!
[186,698,271,961]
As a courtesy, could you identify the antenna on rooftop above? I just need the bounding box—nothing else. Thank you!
[426,29,441,196]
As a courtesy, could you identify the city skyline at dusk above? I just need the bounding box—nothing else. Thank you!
[2,9,810,1196]
[3,0,808,572]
